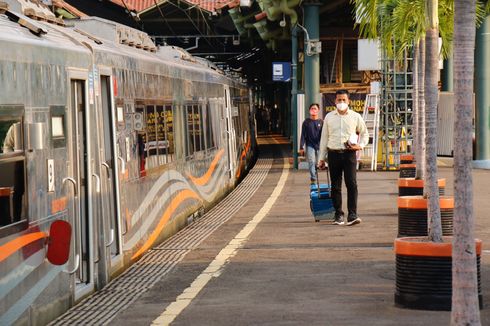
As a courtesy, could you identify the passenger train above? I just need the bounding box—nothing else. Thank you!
[0,3,256,324]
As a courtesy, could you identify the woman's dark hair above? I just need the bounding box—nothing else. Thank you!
[309,103,320,110]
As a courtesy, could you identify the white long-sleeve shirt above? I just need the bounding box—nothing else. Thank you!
[318,109,369,161]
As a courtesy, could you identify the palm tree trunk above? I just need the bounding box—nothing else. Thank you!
[425,0,442,242]
[416,38,426,180]
[451,0,480,323]
[412,42,419,170]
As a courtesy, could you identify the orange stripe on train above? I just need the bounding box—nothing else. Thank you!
[0,232,47,263]
[188,149,224,186]
[235,136,251,179]
[131,189,202,260]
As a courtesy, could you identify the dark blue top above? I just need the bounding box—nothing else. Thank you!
[300,118,323,150]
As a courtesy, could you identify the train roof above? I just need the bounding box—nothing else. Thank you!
[0,8,246,87]
[0,10,91,65]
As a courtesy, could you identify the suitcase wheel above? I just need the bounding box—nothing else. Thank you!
[315,219,319,222]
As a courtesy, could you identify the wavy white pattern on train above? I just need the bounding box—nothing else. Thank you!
[0,250,45,301]
[128,160,225,229]
[0,265,62,325]
[123,160,226,250]
[123,182,193,250]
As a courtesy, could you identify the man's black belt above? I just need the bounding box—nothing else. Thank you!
[328,148,346,153]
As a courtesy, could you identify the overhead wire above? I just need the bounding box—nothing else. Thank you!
[120,0,143,30]
[197,3,227,48]
[165,0,214,47]
[153,0,176,36]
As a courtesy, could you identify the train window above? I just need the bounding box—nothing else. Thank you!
[205,103,215,150]
[185,104,204,157]
[0,106,27,233]
[195,105,204,152]
[145,105,158,156]
[138,104,174,170]
[185,105,195,157]
[163,105,174,160]
[135,106,146,175]
[155,105,174,163]
[155,105,166,161]
[50,106,66,148]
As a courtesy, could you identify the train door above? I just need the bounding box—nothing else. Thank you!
[224,85,236,177]
[67,77,94,297]
[99,74,122,269]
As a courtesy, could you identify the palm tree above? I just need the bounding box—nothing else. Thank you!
[416,38,426,181]
[353,0,446,241]
[389,0,427,181]
[451,0,481,323]
[381,0,454,186]
[392,0,454,243]
[355,0,486,318]
[424,0,443,242]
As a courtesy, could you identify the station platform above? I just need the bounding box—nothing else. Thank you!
[53,135,490,325]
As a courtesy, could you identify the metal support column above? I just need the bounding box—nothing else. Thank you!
[441,55,453,92]
[475,15,490,163]
[292,26,299,169]
[303,0,321,116]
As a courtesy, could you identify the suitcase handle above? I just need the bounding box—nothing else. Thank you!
[315,166,330,199]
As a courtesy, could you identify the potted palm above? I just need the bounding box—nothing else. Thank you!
[354,0,483,317]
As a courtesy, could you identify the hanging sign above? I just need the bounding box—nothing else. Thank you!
[272,62,291,82]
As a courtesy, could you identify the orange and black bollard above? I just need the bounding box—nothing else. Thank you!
[397,196,453,237]
[394,237,482,311]
[398,178,445,196]
[399,163,416,178]
[400,154,414,164]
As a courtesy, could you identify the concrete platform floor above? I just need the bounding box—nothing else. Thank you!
[111,137,490,325]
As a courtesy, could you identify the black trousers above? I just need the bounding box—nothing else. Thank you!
[327,150,358,216]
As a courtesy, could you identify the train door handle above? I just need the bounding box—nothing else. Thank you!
[62,177,77,196]
[105,229,115,247]
[117,156,125,173]
[63,254,80,274]
[102,162,110,175]
[92,173,101,193]
[122,216,128,235]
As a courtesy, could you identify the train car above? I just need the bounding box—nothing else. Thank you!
[0,3,256,324]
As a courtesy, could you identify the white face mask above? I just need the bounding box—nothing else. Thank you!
[336,102,348,111]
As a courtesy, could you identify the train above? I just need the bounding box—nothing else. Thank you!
[0,3,256,325]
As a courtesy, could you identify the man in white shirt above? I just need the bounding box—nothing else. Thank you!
[317,90,368,226]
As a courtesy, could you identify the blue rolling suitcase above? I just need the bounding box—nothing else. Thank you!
[310,168,335,222]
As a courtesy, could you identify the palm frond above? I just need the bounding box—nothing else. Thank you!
[476,1,488,27]
[438,0,454,59]
[351,0,381,39]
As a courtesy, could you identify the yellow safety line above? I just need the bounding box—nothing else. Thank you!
[151,158,289,325]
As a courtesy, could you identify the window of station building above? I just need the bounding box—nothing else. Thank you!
[321,40,362,84]
[0,106,27,234]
